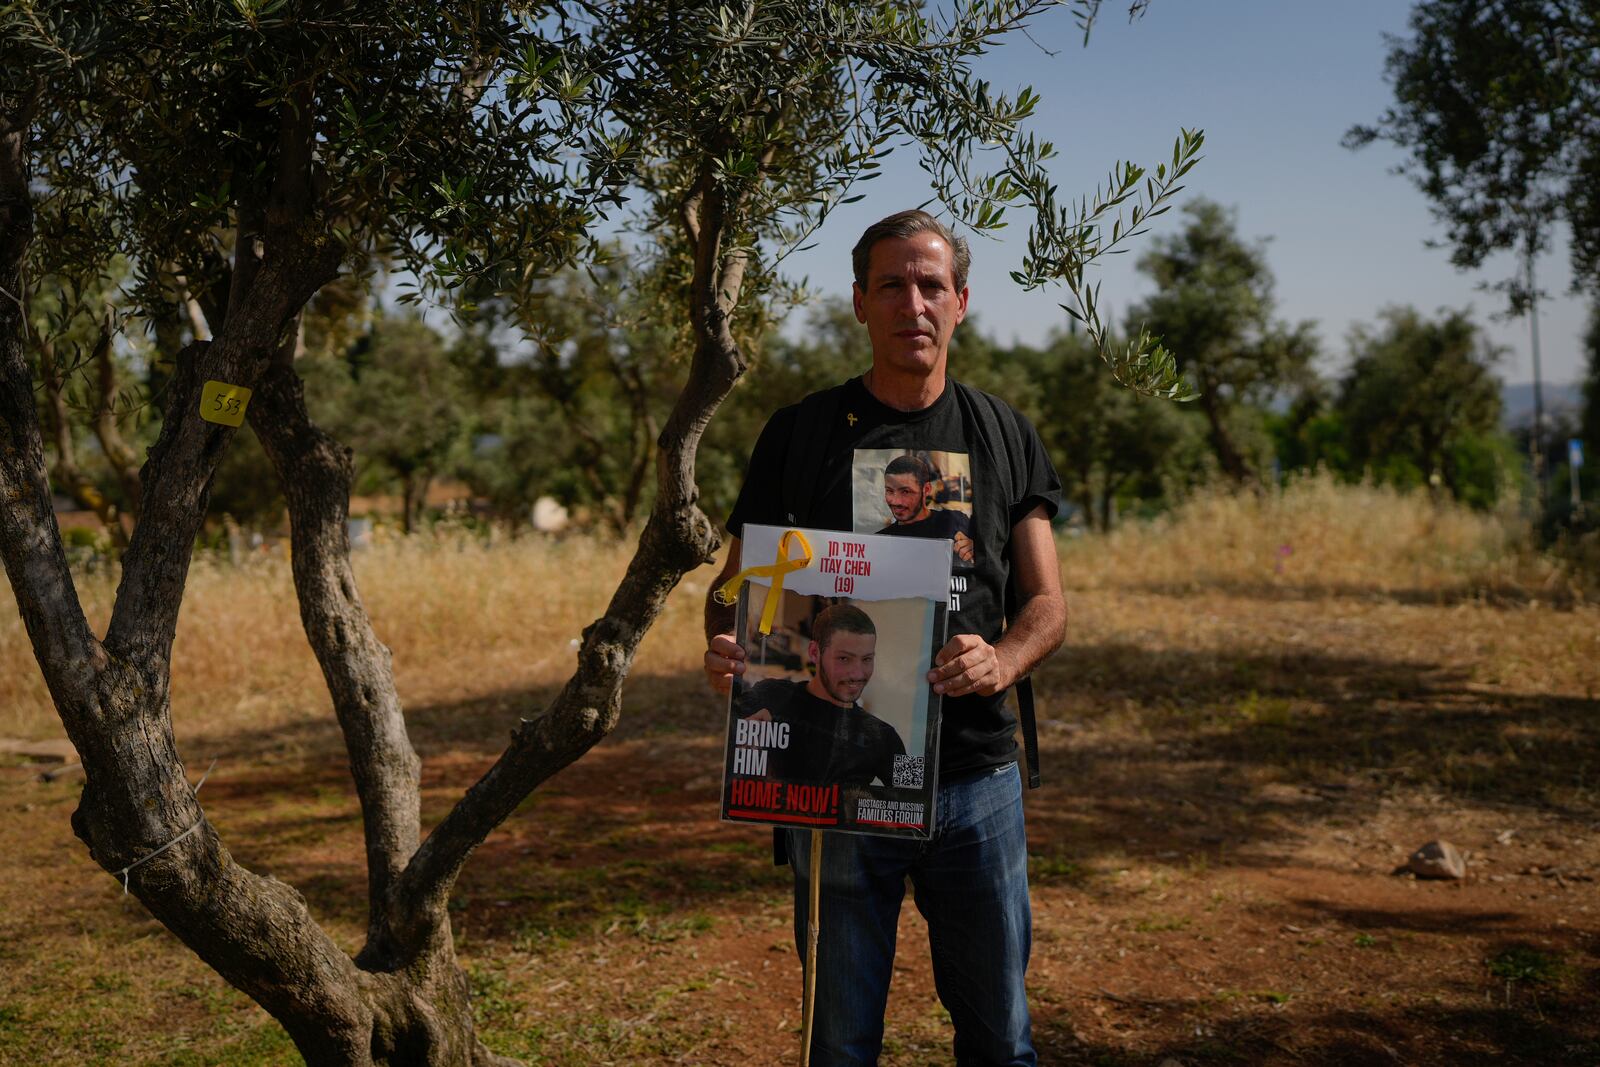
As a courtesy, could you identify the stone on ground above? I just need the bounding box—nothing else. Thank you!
[1407,839,1466,880]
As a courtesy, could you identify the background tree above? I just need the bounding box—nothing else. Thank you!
[1268,377,1353,484]
[310,313,476,534]
[459,390,568,529]
[1128,199,1318,484]
[1335,306,1507,506]
[512,257,681,533]
[1581,303,1600,501]
[1027,326,1198,528]
[24,263,150,541]
[1346,0,1600,307]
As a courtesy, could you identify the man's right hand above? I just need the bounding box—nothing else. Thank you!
[705,633,747,695]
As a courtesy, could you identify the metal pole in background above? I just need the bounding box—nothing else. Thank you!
[1526,242,1548,508]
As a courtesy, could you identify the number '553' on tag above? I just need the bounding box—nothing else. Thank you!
[200,381,252,427]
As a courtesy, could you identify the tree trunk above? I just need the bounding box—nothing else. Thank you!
[1074,457,1095,532]
[251,350,423,956]
[1196,374,1255,484]
[400,469,417,535]
[1,89,506,1066]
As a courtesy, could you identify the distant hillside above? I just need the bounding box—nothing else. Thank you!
[1501,381,1585,429]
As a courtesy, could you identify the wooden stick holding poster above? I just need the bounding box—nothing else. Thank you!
[717,524,952,1062]
[801,831,822,1066]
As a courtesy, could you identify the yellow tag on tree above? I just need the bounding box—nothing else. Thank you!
[200,381,252,427]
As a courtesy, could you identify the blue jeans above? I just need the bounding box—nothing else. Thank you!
[787,761,1035,1067]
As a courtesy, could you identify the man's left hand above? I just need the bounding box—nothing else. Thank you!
[928,634,1014,697]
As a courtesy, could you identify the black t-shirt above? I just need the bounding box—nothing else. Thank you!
[878,508,972,541]
[739,678,905,786]
[726,376,1061,778]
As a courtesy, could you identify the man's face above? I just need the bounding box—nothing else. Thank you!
[883,472,929,524]
[852,232,969,380]
[809,630,876,707]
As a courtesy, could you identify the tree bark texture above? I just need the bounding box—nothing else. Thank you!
[250,352,424,964]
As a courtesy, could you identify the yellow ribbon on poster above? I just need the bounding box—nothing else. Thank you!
[714,529,814,635]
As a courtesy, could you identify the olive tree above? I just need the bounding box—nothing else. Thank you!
[0,1,1199,1062]
[2,4,620,1063]
[1337,306,1506,500]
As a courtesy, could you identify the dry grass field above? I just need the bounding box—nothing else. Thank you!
[2,477,1597,1065]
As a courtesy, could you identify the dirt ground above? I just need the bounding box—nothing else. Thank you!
[2,573,1598,1065]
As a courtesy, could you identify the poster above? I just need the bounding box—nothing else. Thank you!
[720,523,951,839]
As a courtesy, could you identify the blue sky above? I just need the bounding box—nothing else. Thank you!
[780,0,1589,387]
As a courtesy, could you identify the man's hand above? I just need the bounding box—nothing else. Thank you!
[953,530,974,562]
[927,505,1066,700]
[705,632,747,695]
[928,633,1014,698]
[704,537,747,695]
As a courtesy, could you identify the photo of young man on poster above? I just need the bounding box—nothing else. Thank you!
[737,603,905,788]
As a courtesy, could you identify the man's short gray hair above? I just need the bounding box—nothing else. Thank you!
[851,209,971,292]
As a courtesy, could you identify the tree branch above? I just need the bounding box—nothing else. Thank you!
[172,273,214,340]
[251,345,422,964]
[105,79,342,671]
[388,161,749,942]
[0,78,42,278]
[0,78,99,689]
[267,76,321,241]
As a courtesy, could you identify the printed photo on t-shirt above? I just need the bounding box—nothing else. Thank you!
[852,448,975,570]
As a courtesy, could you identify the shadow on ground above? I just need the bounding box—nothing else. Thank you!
[182,632,1600,955]
[1033,995,1600,1065]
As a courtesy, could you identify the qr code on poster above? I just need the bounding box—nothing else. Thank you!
[892,754,925,789]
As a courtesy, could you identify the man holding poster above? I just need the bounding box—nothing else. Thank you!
[705,209,1066,1066]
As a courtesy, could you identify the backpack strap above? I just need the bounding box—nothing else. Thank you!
[1016,676,1041,790]
[951,382,1043,789]
[780,384,846,527]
